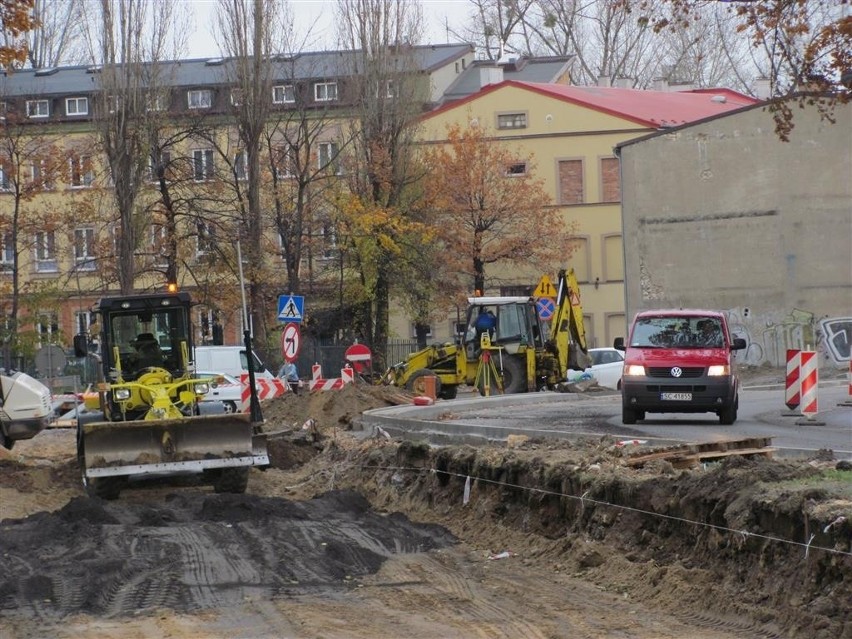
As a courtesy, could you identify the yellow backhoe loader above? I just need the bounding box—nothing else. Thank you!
[382,269,590,399]
[74,291,268,499]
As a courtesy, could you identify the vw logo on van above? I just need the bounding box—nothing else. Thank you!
[670,367,683,377]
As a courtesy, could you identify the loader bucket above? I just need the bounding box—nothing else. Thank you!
[80,413,269,479]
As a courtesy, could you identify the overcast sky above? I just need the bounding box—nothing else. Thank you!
[184,0,469,58]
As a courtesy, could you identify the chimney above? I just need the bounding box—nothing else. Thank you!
[479,64,504,88]
[597,75,611,87]
[652,77,669,92]
[614,77,633,89]
[754,77,772,99]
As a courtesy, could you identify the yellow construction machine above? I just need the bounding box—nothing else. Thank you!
[382,269,590,399]
[73,291,268,499]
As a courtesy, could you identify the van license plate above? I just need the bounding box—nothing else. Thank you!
[661,392,692,401]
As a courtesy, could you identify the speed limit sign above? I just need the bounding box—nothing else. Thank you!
[281,322,301,362]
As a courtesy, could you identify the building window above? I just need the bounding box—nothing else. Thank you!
[273,84,295,104]
[73,227,96,271]
[314,81,338,102]
[318,222,338,259]
[230,89,243,106]
[567,235,591,283]
[497,113,527,129]
[37,312,59,345]
[602,233,624,282]
[273,147,295,178]
[69,156,94,188]
[1,232,14,269]
[558,159,584,205]
[192,149,215,181]
[410,323,433,339]
[151,225,169,267]
[34,230,57,272]
[318,142,340,174]
[196,221,215,256]
[0,166,11,191]
[378,80,395,98]
[147,93,167,112]
[506,162,527,177]
[187,89,212,109]
[234,150,248,180]
[600,157,620,203]
[148,150,172,182]
[66,97,88,116]
[75,310,95,336]
[26,100,49,118]
[26,161,50,189]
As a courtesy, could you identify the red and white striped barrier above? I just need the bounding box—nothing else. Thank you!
[239,375,288,412]
[799,350,818,417]
[839,359,852,407]
[309,364,355,391]
[784,349,801,411]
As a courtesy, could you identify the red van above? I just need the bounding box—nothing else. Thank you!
[614,310,746,425]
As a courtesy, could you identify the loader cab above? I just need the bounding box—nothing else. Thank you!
[90,292,193,381]
[462,297,547,359]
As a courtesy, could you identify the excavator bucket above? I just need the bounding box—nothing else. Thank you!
[80,413,269,479]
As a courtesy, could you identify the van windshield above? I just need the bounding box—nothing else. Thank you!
[631,316,723,349]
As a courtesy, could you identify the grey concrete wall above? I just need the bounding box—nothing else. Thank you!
[619,101,852,368]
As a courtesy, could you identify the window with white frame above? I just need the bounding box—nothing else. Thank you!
[148,150,172,182]
[0,101,7,121]
[73,227,96,270]
[383,80,395,98]
[75,310,94,336]
[37,311,59,345]
[230,89,243,106]
[196,221,215,256]
[26,161,49,188]
[0,166,11,191]
[318,222,338,259]
[314,81,338,102]
[147,93,167,112]
[66,97,88,116]
[272,84,295,104]
[410,323,433,339]
[234,150,248,180]
[1,232,14,269]
[151,225,168,266]
[318,142,340,174]
[192,149,215,181]
[187,89,212,109]
[69,156,94,187]
[274,147,295,178]
[26,100,49,118]
[34,230,57,272]
[506,162,527,177]
[497,112,527,129]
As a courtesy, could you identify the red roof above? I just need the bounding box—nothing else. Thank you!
[424,79,760,128]
[514,81,760,127]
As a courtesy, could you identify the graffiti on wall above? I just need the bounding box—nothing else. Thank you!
[726,308,851,368]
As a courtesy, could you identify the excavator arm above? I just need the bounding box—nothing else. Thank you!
[549,268,590,377]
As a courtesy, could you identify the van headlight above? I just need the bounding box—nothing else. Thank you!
[194,382,210,395]
[707,365,729,376]
[624,365,646,376]
[113,388,131,401]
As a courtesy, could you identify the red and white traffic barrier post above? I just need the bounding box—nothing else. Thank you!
[839,359,852,407]
[309,364,355,391]
[782,349,801,416]
[795,350,826,425]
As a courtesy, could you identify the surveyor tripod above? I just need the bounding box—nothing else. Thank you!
[474,332,504,396]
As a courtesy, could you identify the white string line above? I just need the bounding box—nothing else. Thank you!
[360,463,852,558]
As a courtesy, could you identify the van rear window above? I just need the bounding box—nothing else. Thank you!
[632,316,723,348]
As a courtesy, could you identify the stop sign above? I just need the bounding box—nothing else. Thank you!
[344,342,372,373]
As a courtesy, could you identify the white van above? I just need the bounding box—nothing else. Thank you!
[192,346,276,381]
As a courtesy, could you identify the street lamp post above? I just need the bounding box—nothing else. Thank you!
[236,239,263,423]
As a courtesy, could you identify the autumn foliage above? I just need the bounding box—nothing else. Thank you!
[0,0,35,68]
[421,122,576,294]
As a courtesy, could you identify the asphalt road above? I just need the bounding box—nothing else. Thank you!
[360,380,852,461]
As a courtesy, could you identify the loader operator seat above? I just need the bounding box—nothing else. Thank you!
[134,333,164,369]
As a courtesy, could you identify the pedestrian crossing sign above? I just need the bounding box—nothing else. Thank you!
[278,294,304,323]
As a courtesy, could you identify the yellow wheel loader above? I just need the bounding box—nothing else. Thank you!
[74,291,268,499]
[382,269,590,399]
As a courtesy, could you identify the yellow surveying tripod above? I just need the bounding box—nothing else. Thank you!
[473,332,504,396]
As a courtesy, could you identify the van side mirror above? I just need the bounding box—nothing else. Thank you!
[613,337,625,351]
[73,333,88,357]
[731,337,747,351]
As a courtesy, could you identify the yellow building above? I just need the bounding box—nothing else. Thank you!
[413,79,758,348]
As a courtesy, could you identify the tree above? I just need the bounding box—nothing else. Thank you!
[28,0,86,68]
[334,0,430,369]
[0,0,36,68]
[421,122,576,295]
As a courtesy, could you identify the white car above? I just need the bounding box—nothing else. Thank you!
[194,371,244,414]
[584,347,624,390]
